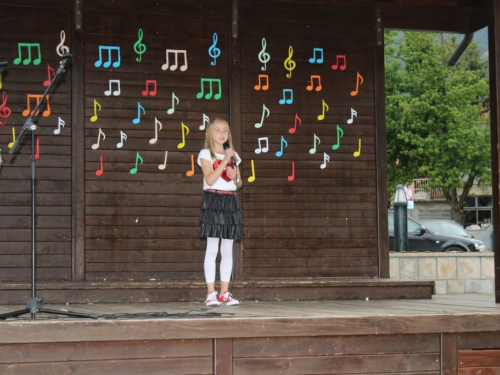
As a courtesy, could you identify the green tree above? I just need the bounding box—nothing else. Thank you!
[385,31,490,224]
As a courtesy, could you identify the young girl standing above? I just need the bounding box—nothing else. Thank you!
[197,118,243,306]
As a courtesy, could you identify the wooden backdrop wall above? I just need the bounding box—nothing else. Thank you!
[0,0,385,283]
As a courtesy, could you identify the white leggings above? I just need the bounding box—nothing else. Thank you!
[204,237,234,283]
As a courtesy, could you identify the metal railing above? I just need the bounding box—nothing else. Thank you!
[413,178,445,200]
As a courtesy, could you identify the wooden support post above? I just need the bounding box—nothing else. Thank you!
[230,0,243,281]
[488,0,500,303]
[374,9,389,278]
[72,0,85,281]
[441,333,458,374]
[215,338,233,375]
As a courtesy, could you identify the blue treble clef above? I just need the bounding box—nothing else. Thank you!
[208,33,221,66]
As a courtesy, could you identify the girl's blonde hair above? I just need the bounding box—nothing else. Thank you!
[204,118,239,162]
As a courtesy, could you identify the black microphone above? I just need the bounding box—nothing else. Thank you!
[0,61,7,75]
[223,141,237,168]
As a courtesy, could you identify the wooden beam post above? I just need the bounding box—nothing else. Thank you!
[230,0,243,281]
[488,0,500,303]
[441,333,458,374]
[71,0,85,281]
[214,338,233,375]
[374,8,389,279]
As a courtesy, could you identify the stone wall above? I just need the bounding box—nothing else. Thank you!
[390,252,495,294]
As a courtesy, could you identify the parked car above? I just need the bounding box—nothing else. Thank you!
[388,211,485,252]
[419,218,487,252]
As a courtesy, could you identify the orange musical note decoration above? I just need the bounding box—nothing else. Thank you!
[177,122,189,149]
[350,71,364,96]
[306,75,322,91]
[43,64,55,87]
[254,74,269,90]
[186,154,195,177]
[96,155,104,176]
[22,94,50,117]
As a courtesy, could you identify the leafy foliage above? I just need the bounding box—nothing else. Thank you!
[385,31,490,223]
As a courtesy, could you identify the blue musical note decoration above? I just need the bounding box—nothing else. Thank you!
[95,46,121,68]
[279,89,293,105]
[208,33,221,66]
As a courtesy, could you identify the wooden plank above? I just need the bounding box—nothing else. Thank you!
[233,353,440,374]
[458,349,500,367]
[0,339,213,363]
[458,332,500,349]
[0,358,213,375]
[233,334,440,358]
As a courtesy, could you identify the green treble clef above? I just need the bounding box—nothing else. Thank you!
[134,28,147,62]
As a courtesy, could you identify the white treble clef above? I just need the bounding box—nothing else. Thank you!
[56,30,70,57]
[258,38,271,71]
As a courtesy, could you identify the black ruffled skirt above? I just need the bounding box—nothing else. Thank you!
[200,191,242,240]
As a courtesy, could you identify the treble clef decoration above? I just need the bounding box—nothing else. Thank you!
[284,45,296,78]
[0,92,12,126]
[258,38,271,71]
[134,28,147,62]
[56,30,70,57]
[208,33,221,66]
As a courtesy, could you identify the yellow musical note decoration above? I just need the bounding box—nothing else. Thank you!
[177,122,190,149]
[284,46,296,78]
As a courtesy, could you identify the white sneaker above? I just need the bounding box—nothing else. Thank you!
[205,291,221,306]
[218,291,239,306]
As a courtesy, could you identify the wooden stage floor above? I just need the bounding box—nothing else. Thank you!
[1,292,499,325]
[1,293,500,374]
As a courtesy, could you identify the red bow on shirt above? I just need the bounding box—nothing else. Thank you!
[212,159,234,182]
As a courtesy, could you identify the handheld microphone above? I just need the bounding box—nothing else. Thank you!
[223,141,237,168]
[0,61,7,75]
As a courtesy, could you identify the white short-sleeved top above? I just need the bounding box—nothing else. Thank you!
[197,148,241,191]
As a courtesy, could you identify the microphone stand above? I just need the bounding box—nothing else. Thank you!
[0,53,97,320]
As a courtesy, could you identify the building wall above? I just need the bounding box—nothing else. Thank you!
[390,252,495,294]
